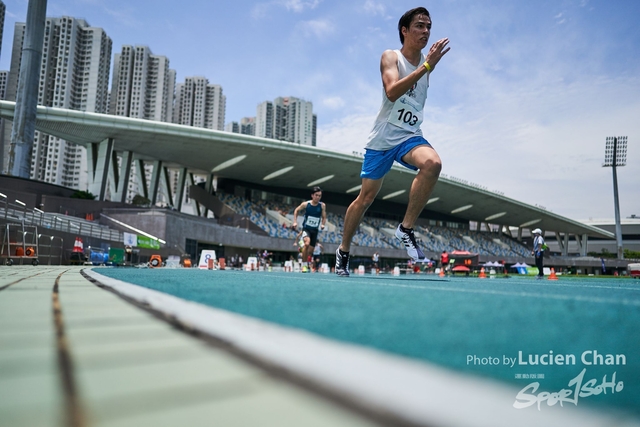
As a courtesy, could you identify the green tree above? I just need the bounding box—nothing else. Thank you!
[131,194,151,206]
[624,249,640,260]
[70,190,96,200]
[588,248,640,260]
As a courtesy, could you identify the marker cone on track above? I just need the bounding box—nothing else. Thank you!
[439,268,445,277]
[73,237,83,253]
[548,268,558,280]
[478,267,487,279]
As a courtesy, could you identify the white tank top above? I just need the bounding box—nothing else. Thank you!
[365,50,430,151]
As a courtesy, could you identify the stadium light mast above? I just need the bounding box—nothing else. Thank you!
[8,0,48,178]
[603,136,628,260]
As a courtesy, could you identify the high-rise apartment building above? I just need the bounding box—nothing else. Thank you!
[0,71,8,99]
[0,70,7,167]
[0,0,6,165]
[0,1,5,60]
[109,45,175,122]
[256,101,275,140]
[225,117,255,136]
[225,121,239,133]
[173,76,225,130]
[240,116,256,136]
[2,17,112,187]
[255,96,316,146]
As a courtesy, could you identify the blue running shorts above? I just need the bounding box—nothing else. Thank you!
[360,136,432,180]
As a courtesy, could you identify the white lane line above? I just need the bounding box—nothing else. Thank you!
[85,269,636,427]
[359,281,640,307]
[213,271,640,306]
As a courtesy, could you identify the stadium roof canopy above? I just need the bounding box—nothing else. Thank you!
[0,101,612,239]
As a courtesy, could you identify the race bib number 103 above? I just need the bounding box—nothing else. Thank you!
[387,95,423,132]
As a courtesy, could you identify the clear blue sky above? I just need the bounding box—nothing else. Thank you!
[1,0,639,221]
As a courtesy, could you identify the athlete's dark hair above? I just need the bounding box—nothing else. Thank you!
[398,7,430,44]
[311,186,322,194]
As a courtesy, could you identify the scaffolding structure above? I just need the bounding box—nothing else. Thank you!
[1,223,40,266]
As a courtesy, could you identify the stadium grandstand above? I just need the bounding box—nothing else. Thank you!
[0,101,633,274]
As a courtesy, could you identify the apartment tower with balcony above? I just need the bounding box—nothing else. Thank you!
[2,16,112,189]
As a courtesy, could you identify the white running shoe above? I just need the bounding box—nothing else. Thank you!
[335,248,350,277]
[395,224,425,261]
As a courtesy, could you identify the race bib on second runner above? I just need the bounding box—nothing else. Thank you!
[305,216,320,228]
[387,95,423,132]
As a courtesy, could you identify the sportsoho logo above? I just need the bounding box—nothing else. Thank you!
[512,350,626,410]
[467,350,627,410]
[514,367,624,410]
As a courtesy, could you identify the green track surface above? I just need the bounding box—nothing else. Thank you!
[95,268,640,417]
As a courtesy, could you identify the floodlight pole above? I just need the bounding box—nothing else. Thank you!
[610,138,624,260]
[8,0,48,178]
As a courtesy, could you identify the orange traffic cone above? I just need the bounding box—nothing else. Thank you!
[72,237,83,253]
[478,267,487,279]
[439,268,445,277]
[548,268,558,280]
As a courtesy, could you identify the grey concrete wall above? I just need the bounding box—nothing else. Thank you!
[40,195,128,218]
[0,174,127,216]
[101,207,408,259]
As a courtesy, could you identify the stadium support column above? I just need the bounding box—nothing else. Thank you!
[149,160,163,206]
[110,151,133,203]
[160,166,173,207]
[188,172,201,217]
[581,234,588,257]
[87,138,114,201]
[135,158,148,200]
[8,0,48,178]
[555,232,565,255]
[174,167,187,212]
[575,234,587,256]
[203,173,214,218]
[107,155,117,199]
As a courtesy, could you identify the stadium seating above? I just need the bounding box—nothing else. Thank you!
[215,193,531,256]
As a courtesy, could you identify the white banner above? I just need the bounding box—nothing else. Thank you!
[123,232,137,246]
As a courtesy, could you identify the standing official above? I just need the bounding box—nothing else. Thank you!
[532,228,545,279]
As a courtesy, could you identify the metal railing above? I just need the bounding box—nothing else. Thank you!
[0,196,123,242]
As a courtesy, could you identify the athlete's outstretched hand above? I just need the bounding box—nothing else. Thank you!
[425,38,450,71]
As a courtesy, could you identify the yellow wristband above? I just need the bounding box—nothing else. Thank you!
[423,61,431,72]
